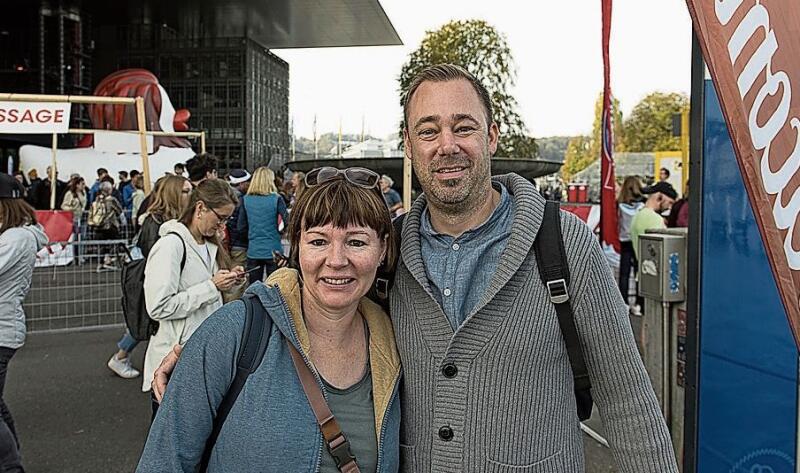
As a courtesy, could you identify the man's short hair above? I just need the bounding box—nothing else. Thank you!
[185,153,218,182]
[174,163,185,172]
[119,171,129,179]
[660,167,670,178]
[130,170,140,178]
[402,64,494,129]
[97,168,108,177]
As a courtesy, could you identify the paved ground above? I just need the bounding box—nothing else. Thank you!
[8,327,617,472]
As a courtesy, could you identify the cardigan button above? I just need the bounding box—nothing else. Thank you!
[438,426,454,441]
[442,363,458,378]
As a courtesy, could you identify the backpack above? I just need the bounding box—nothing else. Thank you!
[120,232,187,341]
[88,198,107,228]
[374,202,594,420]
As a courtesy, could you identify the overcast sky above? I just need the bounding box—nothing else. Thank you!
[272,0,693,140]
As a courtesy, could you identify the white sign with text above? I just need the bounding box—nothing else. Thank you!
[0,101,71,134]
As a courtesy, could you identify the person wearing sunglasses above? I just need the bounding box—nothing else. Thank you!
[138,168,401,472]
[237,167,289,285]
[141,178,244,419]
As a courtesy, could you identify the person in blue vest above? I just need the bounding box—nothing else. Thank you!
[237,167,289,285]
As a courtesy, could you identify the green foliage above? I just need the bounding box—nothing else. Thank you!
[623,92,689,152]
[398,19,537,158]
[560,93,624,181]
[561,135,594,183]
[536,136,572,162]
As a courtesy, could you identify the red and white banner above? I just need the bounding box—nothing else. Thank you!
[600,0,620,255]
[686,0,800,345]
[0,101,71,134]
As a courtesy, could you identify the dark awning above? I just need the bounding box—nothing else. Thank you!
[88,0,402,49]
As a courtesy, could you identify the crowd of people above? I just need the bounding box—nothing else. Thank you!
[0,64,682,472]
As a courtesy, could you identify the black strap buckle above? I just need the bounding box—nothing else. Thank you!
[546,279,569,304]
[375,277,389,300]
[328,434,357,470]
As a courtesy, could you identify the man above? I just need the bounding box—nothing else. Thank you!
[380,174,404,217]
[154,65,677,472]
[88,168,109,204]
[121,170,140,210]
[27,166,66,210]
[630,180,677,259]
[185,154,218,187]
[173,163,186,177]
[226,169,251,299]
[117,170,129,194]
[659,167,670,182]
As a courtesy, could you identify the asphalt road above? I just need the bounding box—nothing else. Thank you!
[8,327,617,472]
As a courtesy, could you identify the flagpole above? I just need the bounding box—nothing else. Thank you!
[600,0,620,254]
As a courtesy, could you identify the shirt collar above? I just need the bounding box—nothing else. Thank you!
[420,182,510,241]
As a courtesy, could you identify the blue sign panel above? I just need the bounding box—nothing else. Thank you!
[697,80,798,472]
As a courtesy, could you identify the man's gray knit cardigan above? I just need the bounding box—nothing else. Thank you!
[390,173,678,472]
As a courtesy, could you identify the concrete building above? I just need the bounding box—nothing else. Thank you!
[0,0,401,172]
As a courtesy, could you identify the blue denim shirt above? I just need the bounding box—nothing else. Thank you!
[419,182,515,329]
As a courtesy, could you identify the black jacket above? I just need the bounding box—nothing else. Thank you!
[137,214,165,258]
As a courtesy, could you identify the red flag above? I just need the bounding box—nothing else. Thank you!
[600,0,620,254]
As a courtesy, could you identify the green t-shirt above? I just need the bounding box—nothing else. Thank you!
[630,207,666,259]
[319,369,377,473]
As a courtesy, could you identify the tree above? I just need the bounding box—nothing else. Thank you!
[561,135,593,183]
[398,20,537,158]
[623,92,689,152]
[560,93,624,182]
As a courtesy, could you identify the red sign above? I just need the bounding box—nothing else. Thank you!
[686,0,800,346]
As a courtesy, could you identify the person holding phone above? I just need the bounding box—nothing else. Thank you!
[142,178,243,418]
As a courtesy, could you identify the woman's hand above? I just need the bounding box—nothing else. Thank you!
[212,270,239,291]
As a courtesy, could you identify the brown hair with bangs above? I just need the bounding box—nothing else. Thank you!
[0,199,38,234]
[288,177,396,277]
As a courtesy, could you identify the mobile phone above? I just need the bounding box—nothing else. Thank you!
[243,266,262,275]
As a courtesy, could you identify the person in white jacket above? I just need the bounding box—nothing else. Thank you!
[142,178,243,417]
[0,173,48,472]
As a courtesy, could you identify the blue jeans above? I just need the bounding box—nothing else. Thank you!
[117,331,139,354]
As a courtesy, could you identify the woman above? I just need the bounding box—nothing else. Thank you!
[130,174,146,227]
[0,174,48,471]
[138,167,400,472]
[89,181,123,272]
[142,178,243,415]
[617,175,644,310]
[107,175,192,379]
[237,167,289,284]
[61,176,87,221]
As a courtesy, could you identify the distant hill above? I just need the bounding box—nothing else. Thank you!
[536,136,572,162]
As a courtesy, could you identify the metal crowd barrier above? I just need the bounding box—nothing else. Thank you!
[24,238,132,333]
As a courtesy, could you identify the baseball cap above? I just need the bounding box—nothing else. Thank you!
[228,169,251,185]
[0,173,24,199]
[641,181,678,200]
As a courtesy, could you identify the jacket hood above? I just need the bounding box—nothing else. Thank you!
[245,268,401,436]
[158,219,192,238]
[24,224,49,250]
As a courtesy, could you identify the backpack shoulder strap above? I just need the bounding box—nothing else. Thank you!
[199,293,271,471]
[165,232,187,272]
[533,201,593,420]
[373,213,405,310]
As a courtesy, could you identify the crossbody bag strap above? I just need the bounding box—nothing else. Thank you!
[286,340,361,473]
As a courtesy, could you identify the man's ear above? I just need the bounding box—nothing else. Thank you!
[487,121,500,156]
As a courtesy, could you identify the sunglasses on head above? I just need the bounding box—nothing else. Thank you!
[304,167,380,189]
